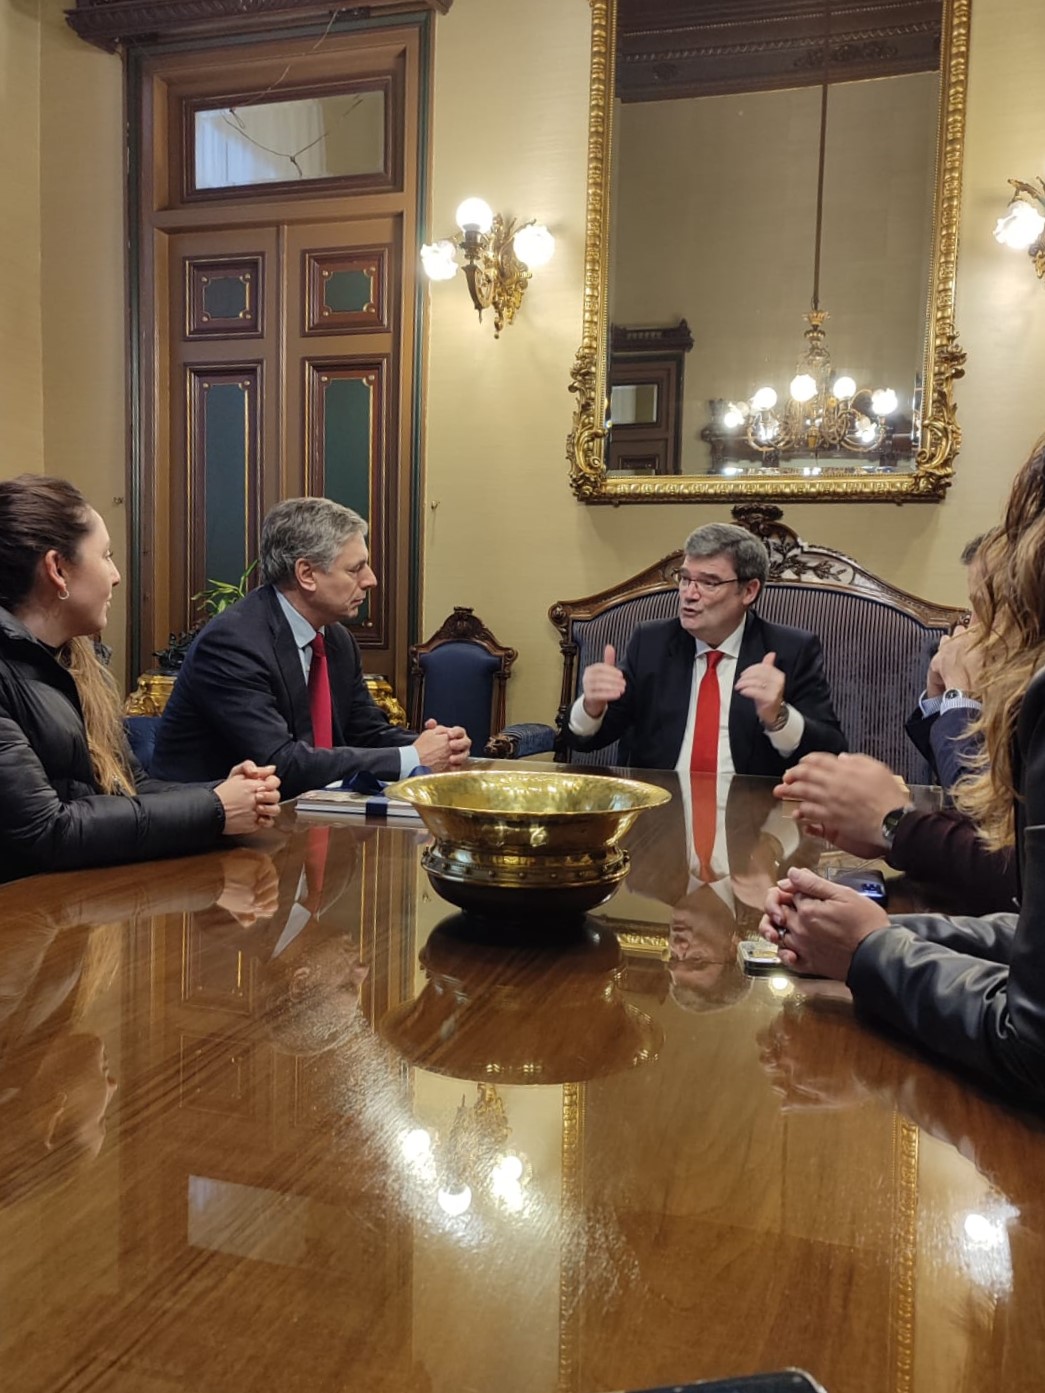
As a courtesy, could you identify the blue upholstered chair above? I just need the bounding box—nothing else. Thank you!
[487,509,968,785]
[124,715,160,775]
[409,608,517,754]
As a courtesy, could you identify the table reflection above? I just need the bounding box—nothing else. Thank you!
[0,771,1042,1393]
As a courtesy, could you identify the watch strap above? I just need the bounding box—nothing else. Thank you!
[881,804,913,849]
[762,701,790,733]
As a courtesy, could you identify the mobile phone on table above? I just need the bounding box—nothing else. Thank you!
[824,866,888,903]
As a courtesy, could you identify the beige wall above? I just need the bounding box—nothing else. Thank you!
[424,0,1045,726]
[0,0,44,472]
[0,1,124,670]
[39,1,126,675]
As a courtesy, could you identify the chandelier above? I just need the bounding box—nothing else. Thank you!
[718,12,898,462]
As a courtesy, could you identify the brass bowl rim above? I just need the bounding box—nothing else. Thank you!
[385,770,671,817]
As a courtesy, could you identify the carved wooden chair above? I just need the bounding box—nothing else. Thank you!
[409,607,517,753]
[487,507,968,785]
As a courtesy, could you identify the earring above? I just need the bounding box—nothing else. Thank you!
[57,586,70,602]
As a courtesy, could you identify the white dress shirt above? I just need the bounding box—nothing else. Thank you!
[569,617,805,772]
[275,590,419,778]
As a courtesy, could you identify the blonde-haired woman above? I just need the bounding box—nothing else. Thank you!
[761,436,1045,1104]
[0,475,279,881]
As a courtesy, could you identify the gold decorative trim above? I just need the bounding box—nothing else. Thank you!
[558,1082,583,1393]
[891,1116,919,1393]
[568,0,969,505]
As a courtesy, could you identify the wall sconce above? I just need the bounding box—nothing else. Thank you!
[398,1083,532,1219]
[421,197,555,337]
[994,179,1045,278]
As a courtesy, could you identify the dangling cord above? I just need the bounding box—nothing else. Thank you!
[811,0,832,314]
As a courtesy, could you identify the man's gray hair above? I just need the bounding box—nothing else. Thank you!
[260,497,368,587]
[683,522,768,585]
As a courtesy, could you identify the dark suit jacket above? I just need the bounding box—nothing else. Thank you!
[564,611,846,774]
[152,585,416,798]
[905,702,980,791]
[850,666,1045,1105]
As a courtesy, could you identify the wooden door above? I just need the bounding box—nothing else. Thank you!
[132,22,426,694]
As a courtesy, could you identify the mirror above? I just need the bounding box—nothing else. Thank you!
[568,0,970,504]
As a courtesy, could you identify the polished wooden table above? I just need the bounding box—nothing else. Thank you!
[1,769,1043,1393]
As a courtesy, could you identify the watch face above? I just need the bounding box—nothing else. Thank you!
[943,688,966,700]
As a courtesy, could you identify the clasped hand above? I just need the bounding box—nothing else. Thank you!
[414,718,471,770]
[759,865,889,980]
[216,760,282,836]
[215,847,280,925]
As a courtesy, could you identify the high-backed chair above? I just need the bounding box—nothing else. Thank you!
[487,508,968,785]
[124,715,160,775]
[409,608,517,754]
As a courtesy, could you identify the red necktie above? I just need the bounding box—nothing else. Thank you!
[690,650,724,881]
[690,649,724,775]
[304,826,330,913]
[308,632,333,749]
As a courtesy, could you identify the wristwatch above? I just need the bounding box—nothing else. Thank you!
[762,702,790,733]
[942,688,968,701]
[881,804,913,849]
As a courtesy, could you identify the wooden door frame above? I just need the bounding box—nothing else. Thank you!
[124,12,434,695]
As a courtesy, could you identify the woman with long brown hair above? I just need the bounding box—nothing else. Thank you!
[760,435,1045,1104]
[0,475,280,881]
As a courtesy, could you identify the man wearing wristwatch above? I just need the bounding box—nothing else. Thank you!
[566,523,847,775]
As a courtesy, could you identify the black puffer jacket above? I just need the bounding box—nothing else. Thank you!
[0,608,225,883]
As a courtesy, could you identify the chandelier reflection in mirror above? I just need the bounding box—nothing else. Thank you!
[711,27,900,472]
[421,197,555,338]
[993,179,1045,279]
[399,1083,531,1220]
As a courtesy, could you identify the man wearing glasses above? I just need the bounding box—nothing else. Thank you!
[566,522,845,774]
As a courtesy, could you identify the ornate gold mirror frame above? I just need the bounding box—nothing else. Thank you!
[567,0,970,504]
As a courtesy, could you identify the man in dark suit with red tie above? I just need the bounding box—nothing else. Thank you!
[153,497,470,798]
[565,522,846,776]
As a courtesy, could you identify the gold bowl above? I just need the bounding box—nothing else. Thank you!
[380,916,663,1083]
[385,769,671,916]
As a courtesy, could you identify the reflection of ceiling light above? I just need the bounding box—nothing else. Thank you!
[404,1085,533,1222]
[960,1202,1019,1295]
[994,180,1045,278]
[437,1185,473,1217]
[421,196,555,337]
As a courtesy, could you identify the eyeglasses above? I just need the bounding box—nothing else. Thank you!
[670,569,745,593]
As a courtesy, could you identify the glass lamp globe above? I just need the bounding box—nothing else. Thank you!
[790,373,817,403]
[513,223,555,268]
[437,1185,472,1217]
[455,197,494,234]
[993,199,1045,250]
[420,240,459,282]
[833,375,856,400]
[722,404,745,430]
[751,386,778,412]
[871,388,899,416]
